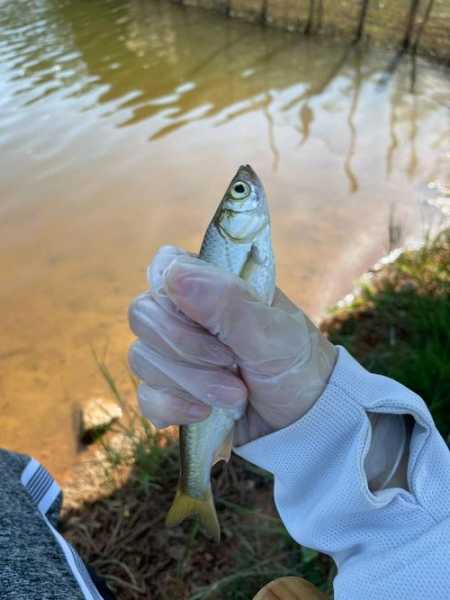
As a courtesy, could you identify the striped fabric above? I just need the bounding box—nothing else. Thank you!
[20,459,104,600]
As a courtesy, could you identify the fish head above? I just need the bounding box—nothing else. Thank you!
[215,165,270,243]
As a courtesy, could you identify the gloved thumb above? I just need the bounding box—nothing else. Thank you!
[163,254,313,375]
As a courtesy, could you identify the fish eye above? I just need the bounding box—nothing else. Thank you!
[230,180,251,200]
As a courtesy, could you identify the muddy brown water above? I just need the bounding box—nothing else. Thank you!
[0,0,449,480]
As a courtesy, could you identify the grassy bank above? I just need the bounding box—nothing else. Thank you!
[323,228,450,442]
[60,229,450,599]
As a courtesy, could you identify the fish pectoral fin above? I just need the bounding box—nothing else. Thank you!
[239,242,270,279]
[239,244,259,280]
[166,485,220,543]
[213,429,233,465]
[249,243,268,266]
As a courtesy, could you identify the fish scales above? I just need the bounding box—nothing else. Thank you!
[166,165,276,541]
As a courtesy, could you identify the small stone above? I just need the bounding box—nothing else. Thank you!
[80,397,123,444]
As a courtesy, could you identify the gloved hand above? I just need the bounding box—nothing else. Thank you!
[128,245,337,446]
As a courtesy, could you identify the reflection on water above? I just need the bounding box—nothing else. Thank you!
[0,0,449,478]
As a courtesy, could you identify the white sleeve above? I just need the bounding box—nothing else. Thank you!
[234,346,450,600]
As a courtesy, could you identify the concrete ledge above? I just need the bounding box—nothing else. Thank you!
[184,0,229,13]
[170,0,450,63]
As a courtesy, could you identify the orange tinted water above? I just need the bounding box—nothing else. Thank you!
[0,0,449,479]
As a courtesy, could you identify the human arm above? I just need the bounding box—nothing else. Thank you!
[128,246,450,599]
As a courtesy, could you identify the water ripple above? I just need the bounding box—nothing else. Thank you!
[0,0,449,191]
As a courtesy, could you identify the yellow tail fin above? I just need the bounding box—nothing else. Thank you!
[165,485,220,542]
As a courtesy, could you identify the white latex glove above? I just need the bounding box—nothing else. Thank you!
[129,245,337,446]
[129,246,408,490]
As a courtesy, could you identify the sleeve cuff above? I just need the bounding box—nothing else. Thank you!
[233,346,450,556]
[235,345,433,492]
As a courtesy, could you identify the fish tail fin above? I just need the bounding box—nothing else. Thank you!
[165,484,220,542]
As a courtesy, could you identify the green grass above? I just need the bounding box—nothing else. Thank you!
[324,228,450,442]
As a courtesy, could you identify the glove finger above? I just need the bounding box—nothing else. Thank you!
[129,341,189,391]
[148,245,193,296]
[138,383,211,428]
[129,340,246,418]
[272,287,303,314]
[164,255,309,375]
[129,291,235,368]
[129,342,214,422]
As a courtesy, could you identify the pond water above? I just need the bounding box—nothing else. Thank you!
[0,0,449,479]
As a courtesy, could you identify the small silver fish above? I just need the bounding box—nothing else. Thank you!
[165,165,276,542]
